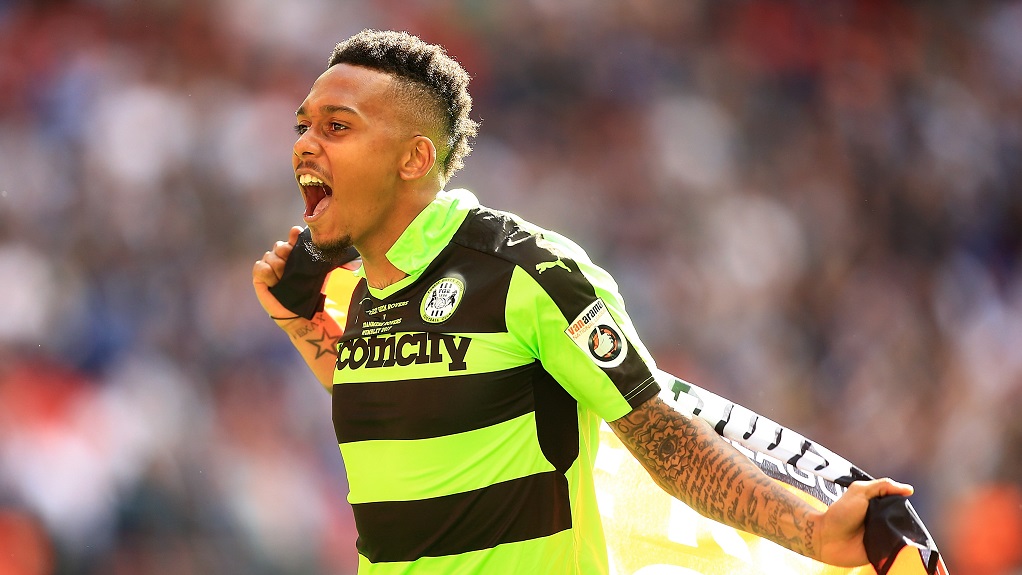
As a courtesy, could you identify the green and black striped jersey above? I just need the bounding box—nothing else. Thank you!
[332,189,660,574]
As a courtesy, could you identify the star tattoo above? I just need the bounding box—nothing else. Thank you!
[306,329,341,360]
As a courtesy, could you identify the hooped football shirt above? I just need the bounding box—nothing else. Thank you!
[329,189,660,574]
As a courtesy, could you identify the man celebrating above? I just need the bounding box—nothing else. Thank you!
[252,29,912,574]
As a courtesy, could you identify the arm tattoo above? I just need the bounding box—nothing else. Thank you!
[609,396,819,559]
[288,317,340,360]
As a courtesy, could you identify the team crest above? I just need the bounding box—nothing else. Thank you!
[420,277,465,323]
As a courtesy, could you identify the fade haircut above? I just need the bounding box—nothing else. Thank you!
[327,29,478,184]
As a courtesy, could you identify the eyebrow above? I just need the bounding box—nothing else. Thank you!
[295,104,359,117]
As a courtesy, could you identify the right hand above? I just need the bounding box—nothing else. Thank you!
[815,477,915,567]
[252,226,304,319]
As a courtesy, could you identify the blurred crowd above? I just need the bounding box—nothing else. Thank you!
[1,0,1021,573]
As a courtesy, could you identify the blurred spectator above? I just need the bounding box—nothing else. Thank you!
[945,483,1022,575]
[0,508,53,575]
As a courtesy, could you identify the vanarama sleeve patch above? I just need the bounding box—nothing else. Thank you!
[565,298,628,369]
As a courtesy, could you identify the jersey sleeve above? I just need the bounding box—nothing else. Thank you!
[504,230,660,423]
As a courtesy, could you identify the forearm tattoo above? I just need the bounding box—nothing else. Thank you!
[287,316,341,361]
[609,396,818,558]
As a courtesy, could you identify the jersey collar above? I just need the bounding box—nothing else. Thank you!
[354,188,478,297]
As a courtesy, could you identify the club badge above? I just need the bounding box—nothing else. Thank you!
[420,277,464,323]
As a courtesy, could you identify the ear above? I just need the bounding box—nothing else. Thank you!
[398,135,437,181]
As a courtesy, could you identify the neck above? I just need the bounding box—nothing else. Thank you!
[362,255,407,290]
[356,185,439,290]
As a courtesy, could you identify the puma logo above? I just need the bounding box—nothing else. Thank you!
[536,258,571,274]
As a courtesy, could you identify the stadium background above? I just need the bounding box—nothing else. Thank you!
[1,0,1021,573]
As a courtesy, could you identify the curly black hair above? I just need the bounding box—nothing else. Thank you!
[327,29,478,183]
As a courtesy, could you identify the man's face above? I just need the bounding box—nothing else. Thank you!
[293,64,407,258]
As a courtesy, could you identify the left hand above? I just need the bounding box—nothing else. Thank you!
[253,226,304,318]
[817,478,915,566]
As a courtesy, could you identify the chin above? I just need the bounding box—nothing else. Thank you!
[308,232,355,265]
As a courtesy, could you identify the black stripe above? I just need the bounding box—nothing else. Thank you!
[333,363,540,443]
[352,471,571,563]
[531,369,580,473]
[620,371,660,410]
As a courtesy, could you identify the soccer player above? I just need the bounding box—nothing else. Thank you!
[252,29,913,574]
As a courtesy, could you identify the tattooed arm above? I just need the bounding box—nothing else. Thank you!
[253,226,341,391]
[271,313,342,391]
[608,395,913,567]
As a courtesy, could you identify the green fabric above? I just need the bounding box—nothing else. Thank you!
[340,412,554,504]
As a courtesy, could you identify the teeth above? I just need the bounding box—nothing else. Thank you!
[298,174,325,186]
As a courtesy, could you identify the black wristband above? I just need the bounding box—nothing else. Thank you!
[268,228,358,319]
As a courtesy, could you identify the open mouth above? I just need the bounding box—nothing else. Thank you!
[298,174,333,218]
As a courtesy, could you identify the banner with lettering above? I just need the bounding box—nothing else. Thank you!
[594,372,948,575]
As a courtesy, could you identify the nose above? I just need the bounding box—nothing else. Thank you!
[293,129,321,158]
